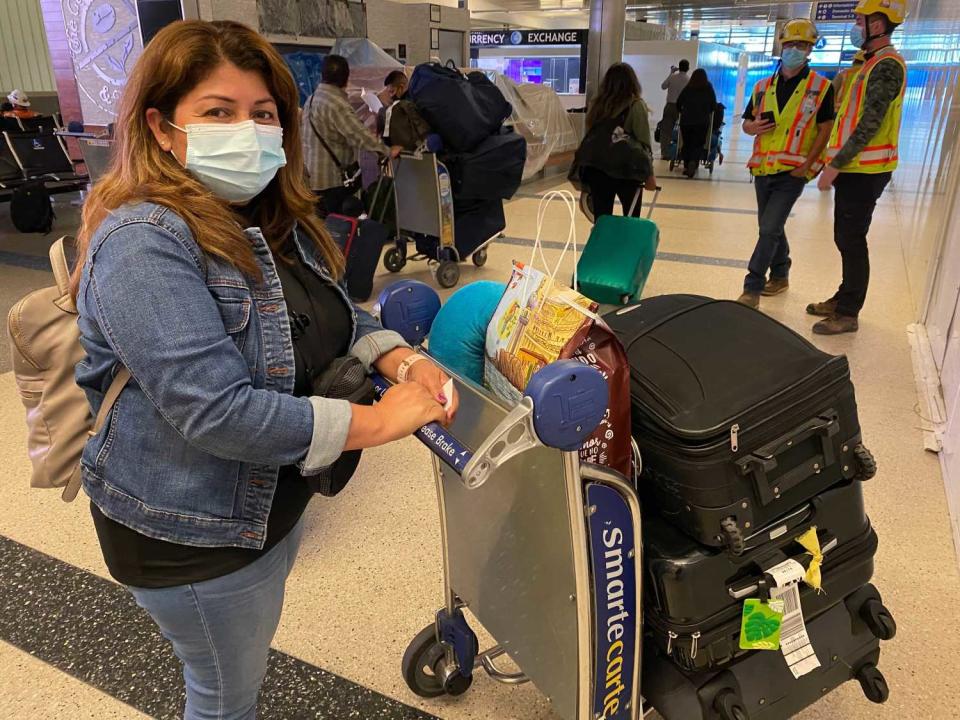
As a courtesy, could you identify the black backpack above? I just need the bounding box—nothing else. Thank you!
[11,180,55,234]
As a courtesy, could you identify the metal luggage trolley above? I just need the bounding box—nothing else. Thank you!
[669,112,722,175]
[382,151,495,290]
[373,280,645,720]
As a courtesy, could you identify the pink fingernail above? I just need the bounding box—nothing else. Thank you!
[438,394,447,403]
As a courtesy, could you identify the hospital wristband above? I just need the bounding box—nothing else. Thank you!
[396,353,428,383]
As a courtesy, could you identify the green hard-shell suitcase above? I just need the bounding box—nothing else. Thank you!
[577,188,659,305]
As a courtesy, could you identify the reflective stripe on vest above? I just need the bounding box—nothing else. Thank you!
[825,47,906,173]
[748,70,831,176]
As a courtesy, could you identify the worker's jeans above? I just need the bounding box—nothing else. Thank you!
[128,519,305,720]
[829,171,892,317]
[744,171,806,293]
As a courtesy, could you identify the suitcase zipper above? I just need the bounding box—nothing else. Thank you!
[730,424,739,452]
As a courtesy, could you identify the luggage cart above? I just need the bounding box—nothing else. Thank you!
[373,280,645,720]
[670,112,721,175]
[382,151,497,289]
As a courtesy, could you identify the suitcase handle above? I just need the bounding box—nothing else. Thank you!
[736,411,840,507]
[727,533,838,600]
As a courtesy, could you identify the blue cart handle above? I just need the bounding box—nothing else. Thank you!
[371,359,608,489]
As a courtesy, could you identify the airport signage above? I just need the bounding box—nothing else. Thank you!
[814,1,859,21]
[470,29,586,48]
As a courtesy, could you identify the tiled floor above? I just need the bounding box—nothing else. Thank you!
[1,136,959,719]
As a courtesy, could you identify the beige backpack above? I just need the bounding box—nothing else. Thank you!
[7,237,129,501]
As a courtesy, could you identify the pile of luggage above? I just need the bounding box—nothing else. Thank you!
[405,62,527,260]
[605,295,896,719]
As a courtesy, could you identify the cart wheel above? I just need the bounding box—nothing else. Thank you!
[384,247,405,273]
[472,248,488,267]
[853,444,877,481]
[714,689,750,720]
[860,598,897,640]
[669,159,676,172]
[719,152,725,165]
[401,625,447,698]
[721,517,745,556]
[620,293,632,306]
[856,664,890,704]
[437,261,460,289]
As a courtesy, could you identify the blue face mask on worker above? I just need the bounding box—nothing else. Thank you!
[850,23,867,49]
[167,119,287,203]
[781,46,809,71]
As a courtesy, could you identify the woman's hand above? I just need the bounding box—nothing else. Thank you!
[644,175,658,191]
[407,359,459,423]
[345,383,446,450]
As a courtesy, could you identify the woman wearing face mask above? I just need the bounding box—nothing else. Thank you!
[72,20,456,719]
[736,18,835,310]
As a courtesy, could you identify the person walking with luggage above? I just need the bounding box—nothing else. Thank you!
[737,18,835,309]
[813,0,907,335]
[71,20,457,719]
[303,54,401,216]
[578,63,657,219]
[375,69,408,137]
[676,69,717,178]
[659,59,689,160]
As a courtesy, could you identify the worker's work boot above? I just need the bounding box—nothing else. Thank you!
[806,298,838,317]
[762,278,789,296]
[812,314,859,335]
[737,292,760,309]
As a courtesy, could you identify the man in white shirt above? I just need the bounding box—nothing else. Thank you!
[660,59,690,159]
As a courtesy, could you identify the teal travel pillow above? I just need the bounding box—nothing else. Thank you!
[428,281,505,385]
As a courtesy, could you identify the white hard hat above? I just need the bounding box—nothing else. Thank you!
[8,89,30,107]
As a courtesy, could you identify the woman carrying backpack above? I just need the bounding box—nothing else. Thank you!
[71,20,457,719]
[577,63,657,218]
[676,68,718,178]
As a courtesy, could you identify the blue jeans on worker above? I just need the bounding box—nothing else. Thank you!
[744,171,807,293]
[128,519,306,720]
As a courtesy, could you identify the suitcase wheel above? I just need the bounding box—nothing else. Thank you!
[853,444,878,481]
[720,517,745,556]
[860,598,897,641]
[856,663,890,704]
[713,689,750,720]
[401,623,474,698]
[620,293,633,306]
[436,260,460,289]
[384,247,406,273]
[471,248,488,267]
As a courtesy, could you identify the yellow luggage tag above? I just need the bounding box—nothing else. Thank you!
[797,526,824,592]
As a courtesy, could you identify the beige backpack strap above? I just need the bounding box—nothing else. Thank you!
[61,366,133,502]
[49,237,73,296]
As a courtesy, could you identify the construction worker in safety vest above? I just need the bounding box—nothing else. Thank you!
[812,0,907,334]
[832,50,866,112]
[737,18,835,309]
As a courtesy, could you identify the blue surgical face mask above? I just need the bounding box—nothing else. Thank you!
[781,46,809,71]
[168,120,286,203]
[850,23,867,49]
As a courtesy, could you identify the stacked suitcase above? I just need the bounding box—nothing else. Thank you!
[605,295,896,720]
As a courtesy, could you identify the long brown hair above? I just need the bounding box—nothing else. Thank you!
[72,20,343,296]
[586,62,642,130]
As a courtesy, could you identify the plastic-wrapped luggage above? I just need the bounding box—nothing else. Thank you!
[445,127,527,201]
[408,62,512,152]
[643,479,888,672]
[604,295,877,551]
[643,584,894,720]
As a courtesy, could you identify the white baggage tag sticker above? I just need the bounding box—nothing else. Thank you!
[442,378,454,412]
[766,558,821,679]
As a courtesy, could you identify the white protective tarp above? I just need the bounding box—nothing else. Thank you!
[491,73,578,180]
[332,38,403,69]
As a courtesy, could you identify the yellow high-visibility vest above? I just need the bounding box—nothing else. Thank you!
[825,46,906,173]
[747,69,832,177]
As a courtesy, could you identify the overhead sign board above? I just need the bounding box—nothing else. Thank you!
[815,1,859,21]
[470,29,586,48]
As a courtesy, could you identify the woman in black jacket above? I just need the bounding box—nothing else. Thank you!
[676,69,717,178]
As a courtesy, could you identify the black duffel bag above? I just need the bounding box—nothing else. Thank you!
[445,127,527,201]
[409,62,512,153]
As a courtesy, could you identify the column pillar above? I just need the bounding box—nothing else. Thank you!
[585,0,625,103]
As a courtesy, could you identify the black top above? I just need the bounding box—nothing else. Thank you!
[91,252,353,588]
[676,84,718,126]
[742,66,835,125]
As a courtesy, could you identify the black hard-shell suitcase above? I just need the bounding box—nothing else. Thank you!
[445,127,527,201]
[605,295,877,550]
[644,480,888,672]
[324,214,389,302]
[643,584,895,720]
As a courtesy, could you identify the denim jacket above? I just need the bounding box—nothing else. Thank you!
[76,202,407,549]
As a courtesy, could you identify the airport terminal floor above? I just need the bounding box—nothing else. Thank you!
[2,135,960,719]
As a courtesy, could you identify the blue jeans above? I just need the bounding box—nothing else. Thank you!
[744,172,807,293]
[128,519,305,720]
